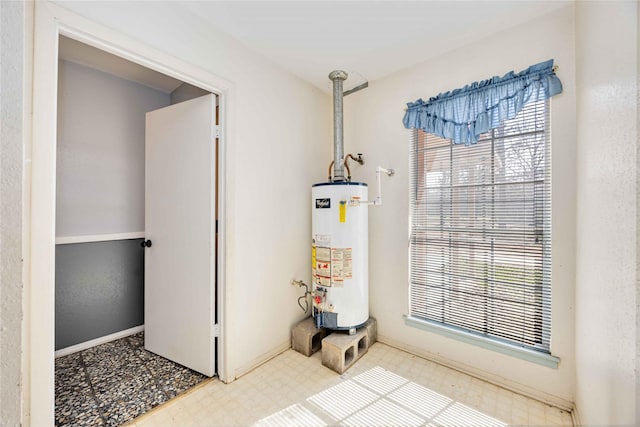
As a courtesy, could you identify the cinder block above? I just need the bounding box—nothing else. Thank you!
[321,328,370,374]
[361,317,377,344]
[292,317,328,357]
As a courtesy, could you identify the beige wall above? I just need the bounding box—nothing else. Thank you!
[574,1,638,425]
[343,6,577,407]
[0,1,29,426]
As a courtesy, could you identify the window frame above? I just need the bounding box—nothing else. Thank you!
[405,99,559,368]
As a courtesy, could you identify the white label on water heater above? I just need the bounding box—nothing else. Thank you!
[331,247,344,287]
[315,247,332,287]
[330,247,354,286]
[343,248,353,279]
[315,234,331,247]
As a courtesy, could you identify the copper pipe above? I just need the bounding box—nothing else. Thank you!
[343,153,363,182]
[343,159,351,181]
[328,160,334,181]
[345,153,363,165]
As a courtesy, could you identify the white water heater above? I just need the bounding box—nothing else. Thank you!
[296,70,391,332]
[311,182,368,330]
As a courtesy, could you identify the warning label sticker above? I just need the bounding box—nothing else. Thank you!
[330,248,353,286]
[339,201,346,223]
[344,249,353,279]
[311,246,316,279]
[316,276,331,287]
[313,246,353,287]
[315,247,331,287]
[332,278,344,287]
[316,247,331,261]
[316,260,330,277]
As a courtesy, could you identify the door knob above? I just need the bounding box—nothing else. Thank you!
[141,239,152,248]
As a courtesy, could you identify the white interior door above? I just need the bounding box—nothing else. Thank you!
[144,94,216,377]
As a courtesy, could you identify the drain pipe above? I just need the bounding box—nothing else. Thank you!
[349,166,394,207]
[329,70,348,182]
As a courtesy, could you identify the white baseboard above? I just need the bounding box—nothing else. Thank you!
[231,339,291,382]
[571,406,582,426]
[55,325,144,358]
[377,334,574,411]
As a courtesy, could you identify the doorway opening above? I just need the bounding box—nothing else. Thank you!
[30,6,233,423]
[53,35,221,426]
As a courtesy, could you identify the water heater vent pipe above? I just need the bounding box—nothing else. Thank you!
[329,70,348,182]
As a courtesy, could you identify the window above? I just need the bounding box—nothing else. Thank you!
[409,99,551,354]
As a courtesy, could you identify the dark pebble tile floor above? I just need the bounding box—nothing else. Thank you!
[55,332,208,427]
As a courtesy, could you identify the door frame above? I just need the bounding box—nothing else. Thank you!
[29,2,233,424]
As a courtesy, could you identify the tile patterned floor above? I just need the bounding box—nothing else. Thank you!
[55,332,208,427]
[126,342,574,426]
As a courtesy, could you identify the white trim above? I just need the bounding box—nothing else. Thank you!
[30,4,59,425]
[217,92,228,383]
[404,315,560,369]
[54,325,144,358]
[377,334,574,411]
[21,3,35,427]
[29,2,234,423]
[55,232,145,245]
[232,339,291,382]
[571,406,582,427]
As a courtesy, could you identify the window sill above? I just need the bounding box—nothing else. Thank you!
[403,315,560,369]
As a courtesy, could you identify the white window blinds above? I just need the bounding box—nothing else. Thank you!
[409,99,551,353]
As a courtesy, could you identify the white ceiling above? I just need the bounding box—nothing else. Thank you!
[58,2,571,94]
[183,1,571,92]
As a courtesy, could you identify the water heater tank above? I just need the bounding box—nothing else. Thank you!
[311,182,368,330]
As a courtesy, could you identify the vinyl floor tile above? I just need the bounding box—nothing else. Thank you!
[129,343,574,427]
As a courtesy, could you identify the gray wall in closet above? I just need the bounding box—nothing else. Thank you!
[56,59,171,349]
[55,239,145,350]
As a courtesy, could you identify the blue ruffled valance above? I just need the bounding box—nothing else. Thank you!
[403,59,563,145]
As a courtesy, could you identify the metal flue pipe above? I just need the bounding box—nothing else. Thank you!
[329,70,348,181]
